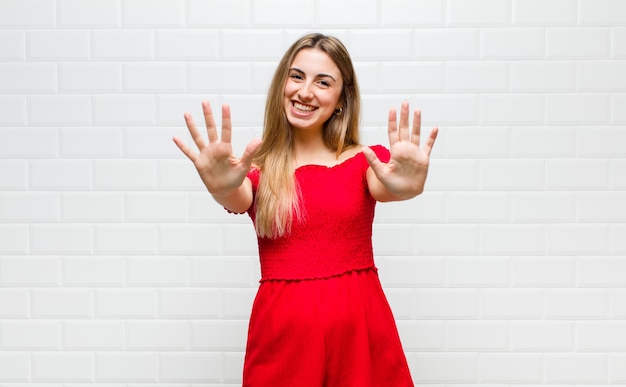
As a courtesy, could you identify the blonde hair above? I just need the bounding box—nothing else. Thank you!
[252,33,361,238]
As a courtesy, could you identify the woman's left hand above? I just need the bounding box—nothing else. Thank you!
[363,101,438,201]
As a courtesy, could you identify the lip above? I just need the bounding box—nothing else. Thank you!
[290,100,318,117]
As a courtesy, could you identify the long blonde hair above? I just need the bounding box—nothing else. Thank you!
[252,33,361,238]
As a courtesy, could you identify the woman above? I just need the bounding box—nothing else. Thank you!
[173,33,438,386]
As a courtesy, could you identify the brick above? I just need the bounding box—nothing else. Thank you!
[30,224,92,255]
[318,0,375,25]
[480,354,542,383]
[191,320,248,350]
[61,192,124,222]
[30,95,91,126]
[482,225,544,256]
[579,0,626,25]
[377,256,445,287]
[578,322,626,351]
[123,63,185,92]
[613,28,626,57]
[63,257,124,286]
[0,96,26,125]
[93,160,157,190]
[155,94,214,125]
[59,63,121,92]
[27,30,89,60]
[510,126,576,157]
[544,354,607,383]
[187,0,250,26]
[380,62,444,92]
[0,0,55,27]
[545,289,608,319]
[578,257,626,287]
[423,159,480,190]
[546,159,610,190]
[579,192,626,222]
[30,160,91,190]
[125,127,183,158]
[125,192,187,222]
[188,63,251,92]
[415,289,477,319]
[158,224,220,255]
[412,354,477,383]
[447,0,510,26]
[221,224,259,255]
[252,0,314,26]
[222,351,246,383]
[413,95,478,125]
[579,126,626,156]
[159,353,220,382]
[0,225,28,254]
[612,289,626,318]
[372,224,416,255]
[350,30,413,60]
[613,224,626,254]
[221,30,285,60]
[578,61,626,91]
[512,256,576,287]
[58,0,119,27]
[446,61,508,92]
[95,289,157,318]
[126,256,188,286]
[31,352,94,382]
[94,224,157,254]
[513,0,577,25]
[480,289,543,319]
[93,95,155,125]
[381,0,444,26]
[0,63,56,93]
[0,289,29,318]
[127,321,188,349]
[63,321,124,350]
[122,0,184,27]
[0,353,30,381]
[415,28,479,59]
[96,353,158,381]
[546,224,610,255]
[220,288,256,319]
[0,257,59,286]
[611,354,626,381]
[446,192,509,222]
[511,321,574,351]
[0,192,59,222]
[375,192,446,223]
[612,94,626,123]
[157,159,208,191]
[92,30,154,60]
[510,61,575,92]
[480,28,545,59]
[31,289,93,318]
[59,127,123,158]
[191,256,255,287]
[417,224,480,256]
[159,289,220,318]
[446,321,508,351]
[480,94,543,124]
[511,192,575,223]
[547,28,610,58]
[396,321,445,351]
[0,127,58,158]
[447,257,509,287]
[480,159,545,190]
[0,160,28,189]
[0,321,60,349]
[383,288,414,319]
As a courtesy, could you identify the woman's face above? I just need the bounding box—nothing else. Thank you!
[283,48,344,134]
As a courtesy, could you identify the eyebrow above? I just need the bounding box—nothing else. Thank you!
[289,67,337,82]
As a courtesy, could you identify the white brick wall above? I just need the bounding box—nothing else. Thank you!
[0,0,625,385]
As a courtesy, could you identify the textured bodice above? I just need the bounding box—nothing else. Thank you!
[246,145,390,282]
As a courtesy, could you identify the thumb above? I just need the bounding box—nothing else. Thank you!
[362,146,384,175]
[239,138,263,168]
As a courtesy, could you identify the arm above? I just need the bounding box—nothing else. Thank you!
[363,102,438,202]
[172,101,262,213]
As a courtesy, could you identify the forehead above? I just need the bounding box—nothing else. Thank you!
[290,48,342,79]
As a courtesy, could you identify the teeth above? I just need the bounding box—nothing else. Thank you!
[294,102,315,112]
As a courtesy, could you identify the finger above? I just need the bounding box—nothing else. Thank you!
[239,138,263,168]
[398,101,410,142]
[423,127,439,156]
[184,113,206,150]
[411,109,422,146]
[172,136,197,162]
[221,104,232,144]
[202,101,219,143]
[362,146,385,176]
[387,108,399,147]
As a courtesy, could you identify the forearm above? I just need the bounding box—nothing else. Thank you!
[366,167,427,202]
[210,177,254,214]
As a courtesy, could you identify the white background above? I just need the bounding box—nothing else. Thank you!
[1,0,626,385]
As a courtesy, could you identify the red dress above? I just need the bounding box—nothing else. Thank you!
[241,145,413,387]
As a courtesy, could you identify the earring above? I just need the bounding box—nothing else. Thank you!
[334,107,343,116]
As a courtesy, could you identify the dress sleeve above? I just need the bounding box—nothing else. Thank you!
[369,144,391,163]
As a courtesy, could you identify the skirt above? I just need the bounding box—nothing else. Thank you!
[242,268,413,387]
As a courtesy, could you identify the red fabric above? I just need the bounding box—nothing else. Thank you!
[241,145,413,386]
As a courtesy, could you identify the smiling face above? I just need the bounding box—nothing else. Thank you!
[283,48,344,134]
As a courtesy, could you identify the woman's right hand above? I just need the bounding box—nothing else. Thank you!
[172,101,262,198]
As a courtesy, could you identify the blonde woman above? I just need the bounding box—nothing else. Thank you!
[173,33,438,386]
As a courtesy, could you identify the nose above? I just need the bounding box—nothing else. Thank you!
[298,81,314,100]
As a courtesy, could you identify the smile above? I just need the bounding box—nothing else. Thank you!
[293,101,317,113]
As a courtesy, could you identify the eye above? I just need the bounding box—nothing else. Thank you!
[289,73,303,80]
[318,80,331,87]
